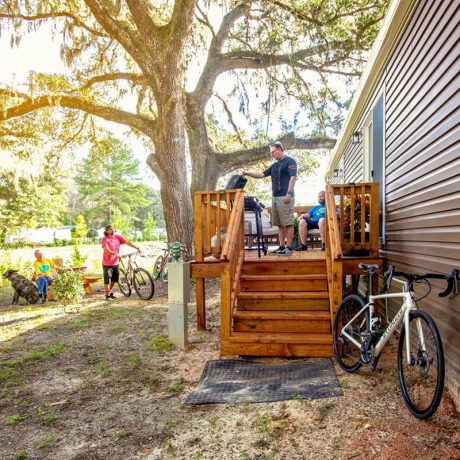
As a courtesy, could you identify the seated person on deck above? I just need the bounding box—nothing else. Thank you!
[296,191,326,251]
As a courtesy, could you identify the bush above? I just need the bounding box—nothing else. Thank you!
[87,229,98,238]
[71,244,86,268]
[0,251,31,287]
[52,270,85,305]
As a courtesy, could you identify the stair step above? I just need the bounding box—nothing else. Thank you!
[237,291,329,311]
[221,341,334,357]
[233,310,330,320]
[233,310,331,333]
[228,331,333,345]
[237,291,329,299]
[240,274,326,281]
[240,274,327,292]
[242,260,326,276]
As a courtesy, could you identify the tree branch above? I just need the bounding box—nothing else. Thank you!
[0,94,156,138]
[213,93,247,148]
[80,72,147,90]
[217,133,336,172]
[191,3,251,105]
[0,12,109,37]
[83,0,147,73]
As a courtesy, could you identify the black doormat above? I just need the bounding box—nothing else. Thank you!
[185,359,342,405]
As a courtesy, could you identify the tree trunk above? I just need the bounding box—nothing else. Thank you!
[147,92,195,255]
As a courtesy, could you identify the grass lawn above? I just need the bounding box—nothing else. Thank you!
[0,274,458,459]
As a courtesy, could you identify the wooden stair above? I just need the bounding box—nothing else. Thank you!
[221,258,334,357]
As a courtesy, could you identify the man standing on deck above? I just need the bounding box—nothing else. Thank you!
[243,142,297,255]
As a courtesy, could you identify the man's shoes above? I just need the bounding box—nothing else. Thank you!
[321,243,326,251]
[105,295,112,301]
[277,247,292,256]
[296,243,308,251]
[109,292,116,299]
[269,246,285,255]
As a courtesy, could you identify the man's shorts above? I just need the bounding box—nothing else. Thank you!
[272,196,295,227]
[303,217,319,230]
[103,265,119,284]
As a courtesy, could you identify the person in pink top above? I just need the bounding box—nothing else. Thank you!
[101,224,139,300]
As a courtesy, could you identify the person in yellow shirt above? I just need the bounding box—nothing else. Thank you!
[33,250,60,303]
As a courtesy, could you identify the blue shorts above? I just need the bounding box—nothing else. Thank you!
[303,217,319,230]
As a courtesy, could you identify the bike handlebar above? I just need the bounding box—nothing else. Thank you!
[120,250,141,258]
[382,265,459,297]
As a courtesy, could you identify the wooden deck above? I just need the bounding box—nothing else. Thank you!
[192,184,384,358]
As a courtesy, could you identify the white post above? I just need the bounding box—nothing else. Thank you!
[167,261,190,349]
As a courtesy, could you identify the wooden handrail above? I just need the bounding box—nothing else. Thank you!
[325,185,342,261]
[221,190,244,261]
[220,190,245,343]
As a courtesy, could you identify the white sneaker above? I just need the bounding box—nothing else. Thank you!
[277,247,292,256]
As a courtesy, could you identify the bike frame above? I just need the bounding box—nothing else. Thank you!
[341,277,421,365]
[120,254,138,284]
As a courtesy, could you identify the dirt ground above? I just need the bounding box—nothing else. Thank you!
[0,279,459,460]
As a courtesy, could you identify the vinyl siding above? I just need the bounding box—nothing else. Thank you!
[336,0,460,405]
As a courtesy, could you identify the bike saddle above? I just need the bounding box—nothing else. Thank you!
[358,263,381,272]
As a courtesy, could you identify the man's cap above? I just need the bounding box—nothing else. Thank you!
[105,225,113,231]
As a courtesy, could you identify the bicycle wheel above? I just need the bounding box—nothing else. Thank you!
[133,268,155,300]
[152,255,164,280]
[333,294,368,372]
[397,310,444,419]
[160,257,173,283]
[118,268,131,297]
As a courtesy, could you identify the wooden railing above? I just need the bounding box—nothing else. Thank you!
[325,185,343,319]
[332,182,380,256]
[325,182,380,320]
[193,190,242,261]
[220,191,245,344]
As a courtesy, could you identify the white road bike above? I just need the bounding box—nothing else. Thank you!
[333,263,458,419]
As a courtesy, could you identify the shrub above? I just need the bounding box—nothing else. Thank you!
[71,244,86,268]
[52,270,85,304]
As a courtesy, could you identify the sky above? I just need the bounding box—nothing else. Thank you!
[0,22,330,205]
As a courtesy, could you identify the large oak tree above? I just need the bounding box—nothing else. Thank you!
[0,0,388,250]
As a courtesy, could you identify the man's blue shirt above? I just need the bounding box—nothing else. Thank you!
[308,204,326,222]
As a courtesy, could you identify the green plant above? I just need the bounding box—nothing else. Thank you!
[74,215,88,239]
[52,269,85,304]
[39,434,54,449]
[16,449,28,459]
[126,353,143,368]
[71,243,86,268]
[37,408,58,426]
[5,413,23,426]
[166,377,186,396]
[151,334,173,352]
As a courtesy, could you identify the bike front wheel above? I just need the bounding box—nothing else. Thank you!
[152,255,164,280]
[398,310,444,419]
[118,268,132,297]
[133,268,155,300]
[333,294,368,373]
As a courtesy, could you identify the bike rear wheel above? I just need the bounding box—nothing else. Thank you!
[118,268,131,297]
[160,257,173,283]
[398,310,444,419]
[133,268,155,300]
[333,294,368,372]
[152,255,164,280]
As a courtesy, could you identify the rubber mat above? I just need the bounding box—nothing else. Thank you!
[185,359,342,405]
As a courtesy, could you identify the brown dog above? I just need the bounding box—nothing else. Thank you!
[2,270,40,305]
